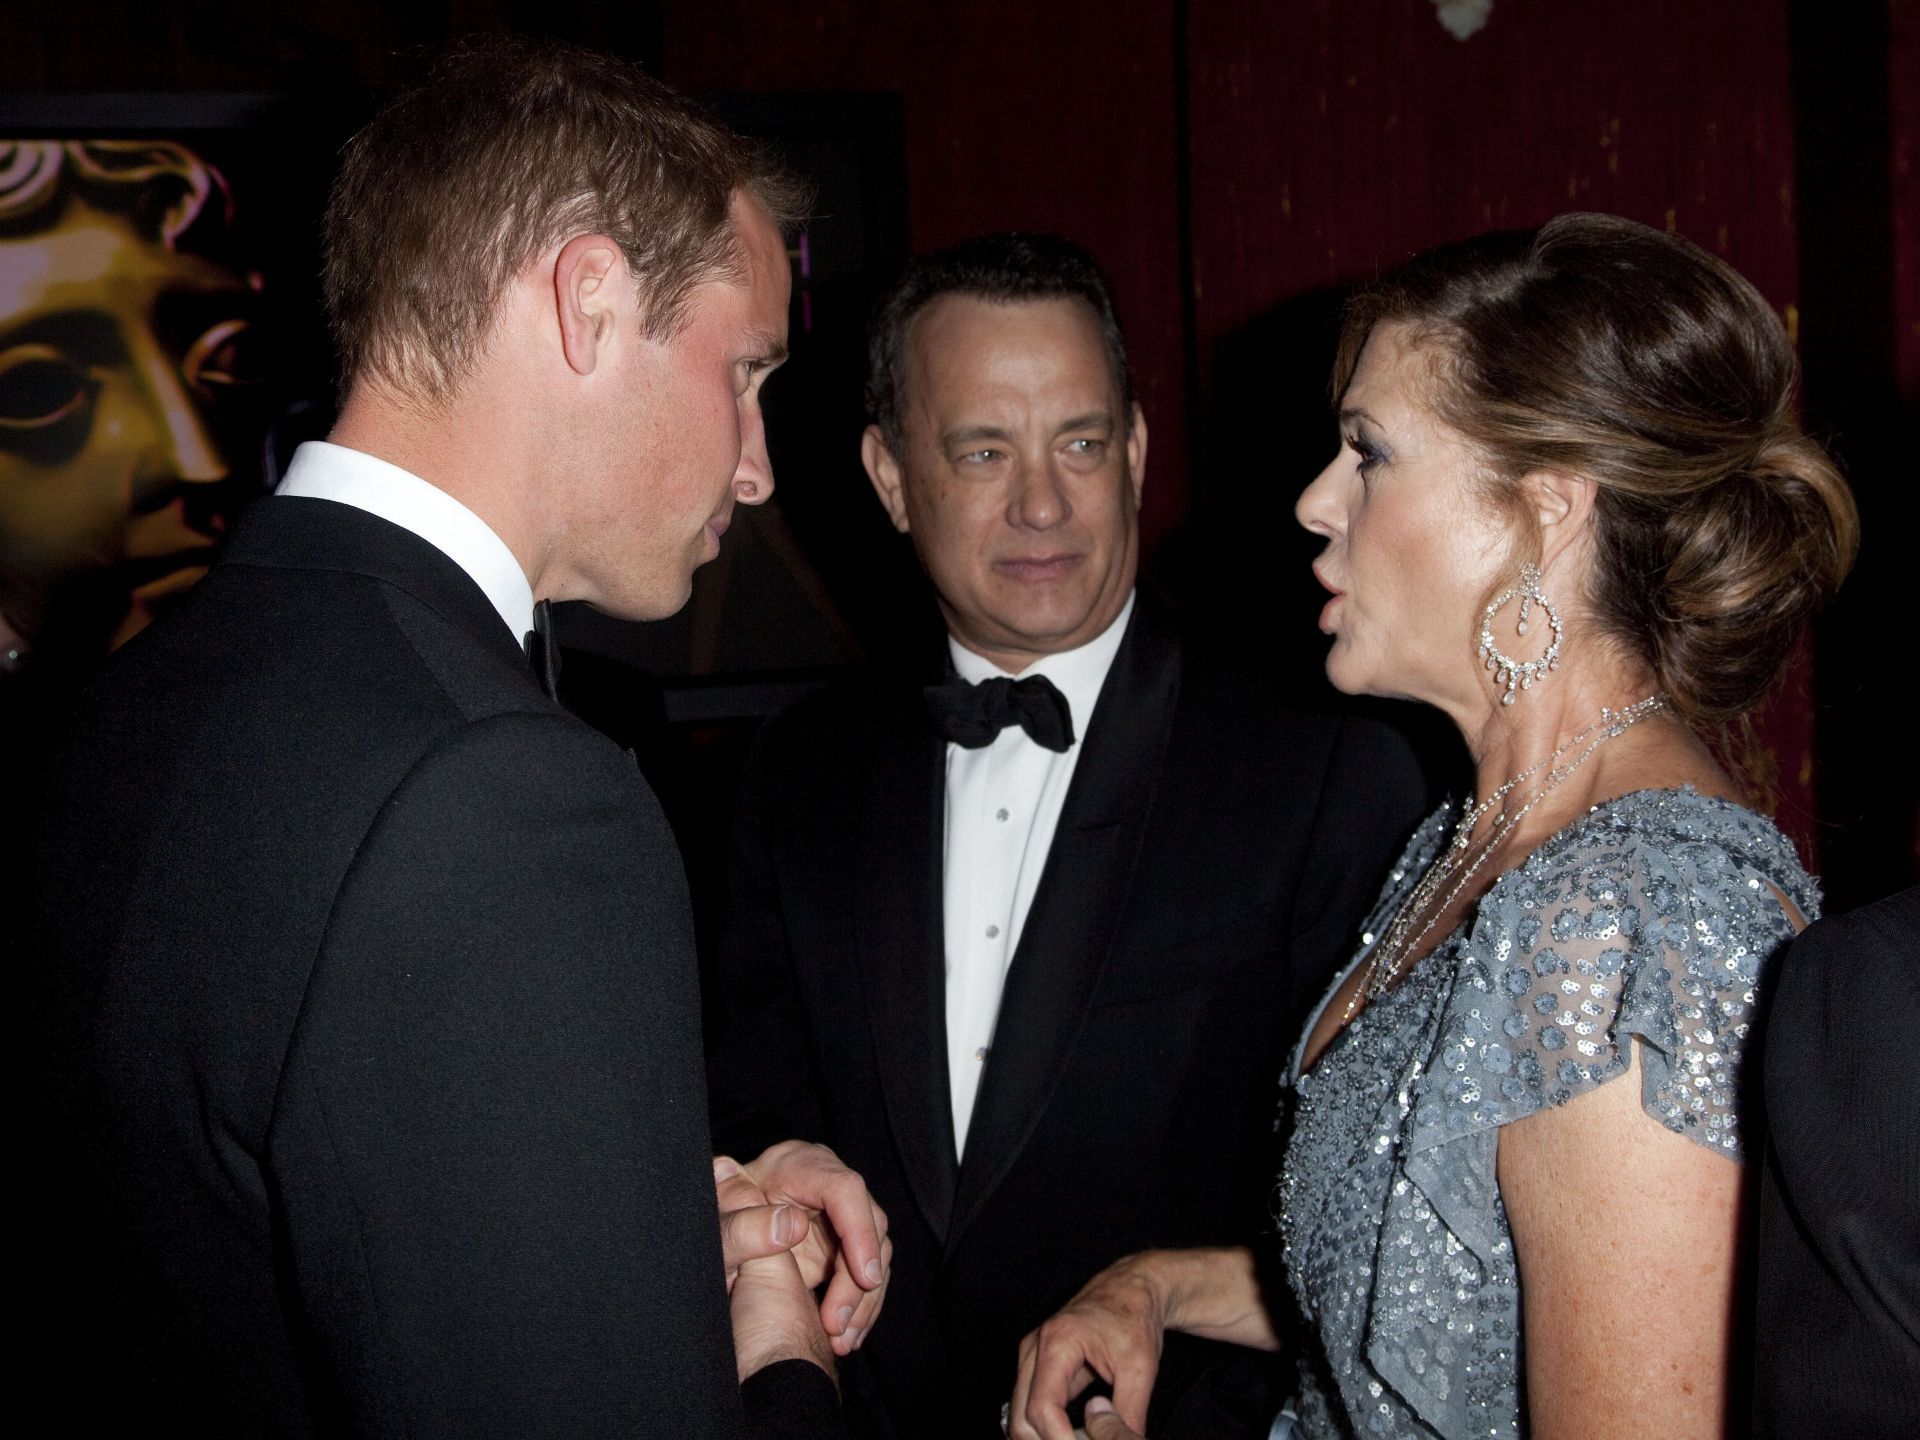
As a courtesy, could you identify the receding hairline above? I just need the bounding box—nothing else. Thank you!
[896,291,1127,426]
[907,288,1108,333]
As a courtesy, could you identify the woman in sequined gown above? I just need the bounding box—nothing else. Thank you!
[1006,214,1860,1440]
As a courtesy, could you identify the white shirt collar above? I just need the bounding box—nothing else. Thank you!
[947,590,1136,745]
[275,440,537,644]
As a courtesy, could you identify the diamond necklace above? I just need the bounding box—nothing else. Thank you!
[1340,694,1667,1025]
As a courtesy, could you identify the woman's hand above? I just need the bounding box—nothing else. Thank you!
[1008,1252,1174,1440]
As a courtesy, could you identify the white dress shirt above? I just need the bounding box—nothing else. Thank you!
[943,590,1135,1153]
[275,440,536,645]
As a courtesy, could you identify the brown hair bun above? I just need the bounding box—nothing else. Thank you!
[1335,212,1859,738]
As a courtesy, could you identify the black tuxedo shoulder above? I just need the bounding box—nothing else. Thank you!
[1782,885,1920,985]
[742,659,935,821]
[1764,886,1920,1105]
[760,671,892,743]
[1754,886,1920,1436]
[1168,642,1338,761]
[1139,627,1431,840]
[759,657,930,746]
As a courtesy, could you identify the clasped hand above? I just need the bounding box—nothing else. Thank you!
[714,1140,894,1379]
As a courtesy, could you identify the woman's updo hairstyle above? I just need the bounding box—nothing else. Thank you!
[1332,213,1858,743]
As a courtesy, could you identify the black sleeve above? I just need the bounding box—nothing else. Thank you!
[742,1360,844,1440]
[270,711,751,1437]
[1753,887,1920,1437]
[1287,712,1432,1021]
[706,717,832,1160]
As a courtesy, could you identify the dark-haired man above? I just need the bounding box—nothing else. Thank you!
[20,40,880,1438]
[708,234,1428,1438]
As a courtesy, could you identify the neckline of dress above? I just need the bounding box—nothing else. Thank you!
[1290,783,1800,1085]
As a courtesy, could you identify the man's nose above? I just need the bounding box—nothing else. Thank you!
[732,402,775,507]
[1009,456,1070,530]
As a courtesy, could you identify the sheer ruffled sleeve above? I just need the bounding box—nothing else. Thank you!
[1404,818,1807,1174]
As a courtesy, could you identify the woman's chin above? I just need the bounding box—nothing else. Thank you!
[1321,644,1370,697]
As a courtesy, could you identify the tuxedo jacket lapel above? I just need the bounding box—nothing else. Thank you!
[855,688,960,1245]
[947,606,1182,1249]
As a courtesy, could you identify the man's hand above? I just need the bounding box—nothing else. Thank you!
[715,1156,809,1291]
[714,1160,838,1386]
[735,1140,892,1356]
[1009,1254,1170,1440]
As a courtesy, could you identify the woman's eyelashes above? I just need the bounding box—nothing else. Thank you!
[1346,430,1388,479]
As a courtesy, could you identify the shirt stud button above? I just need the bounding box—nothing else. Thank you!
[975,1047,989,1062]
[996,807,1010,822]
[985,924,1000,939]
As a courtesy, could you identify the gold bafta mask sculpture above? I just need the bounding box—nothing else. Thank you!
[1,139,260,670]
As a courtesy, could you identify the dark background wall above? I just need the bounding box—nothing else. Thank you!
[10,0,1915,905]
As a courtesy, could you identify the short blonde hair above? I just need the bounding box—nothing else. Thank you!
[323,35,809,403]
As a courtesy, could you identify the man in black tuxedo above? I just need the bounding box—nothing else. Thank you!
[1753,884,1920,1437]
[707,234,1428,1438]
[18,39,887,1437]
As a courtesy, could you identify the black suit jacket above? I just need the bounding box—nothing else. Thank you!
[18,497,835,1437]
[708,601,1428,1438]
[1754,885,1920,1437]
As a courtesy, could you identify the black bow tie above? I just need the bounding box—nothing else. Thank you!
[525,598,561,699]
[924,673,1075,753]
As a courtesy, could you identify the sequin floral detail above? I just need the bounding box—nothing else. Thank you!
[1277,788,1815,1439]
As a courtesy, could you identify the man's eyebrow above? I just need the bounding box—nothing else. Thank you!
[1055,411,1115,436]
[1337,405,1377,427]
[744,330,788,363]
[939,423,1016,448]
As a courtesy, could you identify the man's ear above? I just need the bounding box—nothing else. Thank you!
[1525,467,1598,577]
[861,425,912,534]
[1125,402,1149,509]
[554,235,627,377]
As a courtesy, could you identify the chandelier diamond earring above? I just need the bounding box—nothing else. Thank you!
[1478,563,1563,705]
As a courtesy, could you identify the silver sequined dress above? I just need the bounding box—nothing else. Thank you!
[1276,787,1815,1439]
